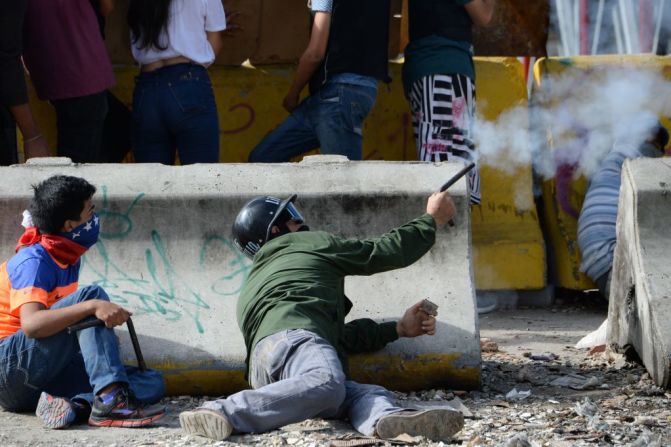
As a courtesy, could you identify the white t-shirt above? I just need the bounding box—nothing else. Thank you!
[131,0,227,67]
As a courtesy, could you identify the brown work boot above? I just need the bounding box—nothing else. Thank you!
[375,409,464,441]
[179,408,233,441]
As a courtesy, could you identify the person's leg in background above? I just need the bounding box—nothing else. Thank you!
[0,106,18,165]
[315,83,377,160]
[101,91,132,163]
[409,74,480,205]
[131,70,175,165]
[248,94,321,163]
[168,66,220,164]
[52,91,108,163]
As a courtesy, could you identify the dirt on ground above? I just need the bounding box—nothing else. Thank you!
[1,294,669,447]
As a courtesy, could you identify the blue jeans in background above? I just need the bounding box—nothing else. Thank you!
[132,63,220,165]
[249,82,378,162]
[201,329,401,436]
[0,285,164,412]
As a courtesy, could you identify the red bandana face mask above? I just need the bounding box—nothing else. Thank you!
[16,211,100,266]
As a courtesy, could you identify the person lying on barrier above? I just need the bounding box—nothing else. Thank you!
[180,191,465,441]
[578,121,669,300]
[0,175,165,429]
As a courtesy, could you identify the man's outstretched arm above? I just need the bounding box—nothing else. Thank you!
[333,191,457,276]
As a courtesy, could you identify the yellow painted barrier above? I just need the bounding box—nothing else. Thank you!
[533,55,671,290]
[471,58,545,291]
[25,58,545,293]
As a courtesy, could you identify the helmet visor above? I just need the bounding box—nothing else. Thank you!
[285,202,304,223]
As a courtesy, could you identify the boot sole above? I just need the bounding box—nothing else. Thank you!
[179,409,233,441]
[376,409,464,441]
[88,411,165,428]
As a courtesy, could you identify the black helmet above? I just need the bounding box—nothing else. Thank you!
[232,194,304,258]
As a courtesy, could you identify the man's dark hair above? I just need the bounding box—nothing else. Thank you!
[28,176,96,234]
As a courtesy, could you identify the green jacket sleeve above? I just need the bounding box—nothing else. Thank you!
[330,214,437,276]
[340,319,399,354]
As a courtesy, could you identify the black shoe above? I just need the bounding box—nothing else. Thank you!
[89,386,165,428]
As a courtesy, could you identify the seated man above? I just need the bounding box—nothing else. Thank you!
[0,175,165,429]
[578,122,669,299]
[180,191,465,441]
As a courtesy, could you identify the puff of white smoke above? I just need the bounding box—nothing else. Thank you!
[474,65,671,180]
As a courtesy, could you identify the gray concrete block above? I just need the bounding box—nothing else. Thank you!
[0,157,480,393]
[608,158,671,389]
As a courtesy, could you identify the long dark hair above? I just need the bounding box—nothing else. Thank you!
[127,0,172,50]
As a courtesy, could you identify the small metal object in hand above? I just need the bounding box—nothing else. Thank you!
[421,299,439,316]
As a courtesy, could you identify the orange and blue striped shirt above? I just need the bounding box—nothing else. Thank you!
[0,244,79,340]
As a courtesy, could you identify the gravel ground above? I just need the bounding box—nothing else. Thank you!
[2,295,669,447]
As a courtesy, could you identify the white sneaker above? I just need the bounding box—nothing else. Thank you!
[179,409,233,441]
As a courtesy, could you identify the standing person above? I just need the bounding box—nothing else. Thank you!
[21,0,116,163]
[248,0,391,162]
[403,0,495,205]
[179,191,465,441]
[0,175,166,429]
[127,0,226,165]
[0,0,50,164]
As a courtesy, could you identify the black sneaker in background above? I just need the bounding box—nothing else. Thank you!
[89,386,165,428]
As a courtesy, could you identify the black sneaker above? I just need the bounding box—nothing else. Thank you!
[89,386,165,428]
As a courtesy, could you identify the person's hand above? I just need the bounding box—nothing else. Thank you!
[23,135,50,160]
[93,300,131,328]
[283,92,300,113]
[426,191,456,226]
[396,301,437,338]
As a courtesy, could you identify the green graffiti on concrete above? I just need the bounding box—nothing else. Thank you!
[82,188,251,334]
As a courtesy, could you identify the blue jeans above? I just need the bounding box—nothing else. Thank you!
[248,82,377,162]
[201,329,401,436]
[132,63,220,165]
[0,285,164,411]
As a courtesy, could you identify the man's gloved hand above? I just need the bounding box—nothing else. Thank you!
[396,300,437,338]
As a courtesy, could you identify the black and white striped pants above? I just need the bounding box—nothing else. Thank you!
[409,74,481,204]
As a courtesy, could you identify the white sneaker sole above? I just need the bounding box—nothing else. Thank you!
[179,409,233,441]
[376,409,464,441]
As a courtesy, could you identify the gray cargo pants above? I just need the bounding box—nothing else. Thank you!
[200,329,403,435]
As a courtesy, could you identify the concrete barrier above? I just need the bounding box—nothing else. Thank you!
[608,158,671,389]
[0,157,480,394]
